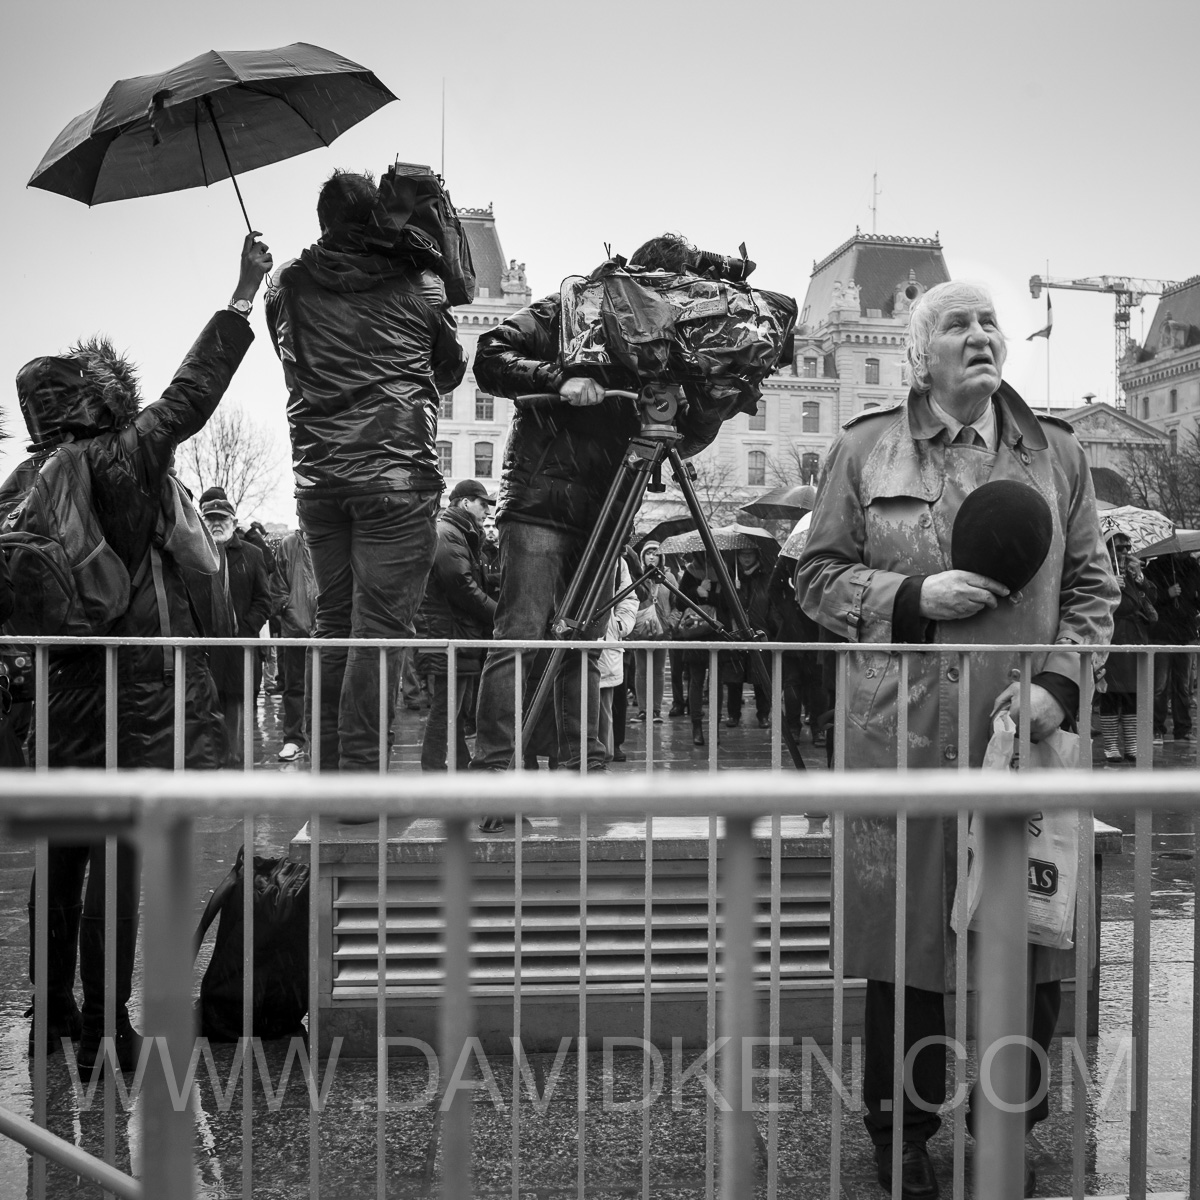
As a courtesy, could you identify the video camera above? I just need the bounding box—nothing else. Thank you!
[688,243,756,283]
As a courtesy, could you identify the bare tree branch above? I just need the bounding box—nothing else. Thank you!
[175,403,284,520]
[1117,437,1200,526]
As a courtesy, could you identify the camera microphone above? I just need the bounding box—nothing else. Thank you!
[690,243,756,282]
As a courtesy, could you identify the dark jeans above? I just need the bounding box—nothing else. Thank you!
[471,520,602,770]
[421,672,473,771]
[277,644,307,746]
[726,681,769,721]
[1155,650,1194,738]
[298,490,438,771]
[669,647,687,709]
[862,978,1061,1147]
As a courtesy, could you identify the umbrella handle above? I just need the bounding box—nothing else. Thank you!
[203,97,253,234]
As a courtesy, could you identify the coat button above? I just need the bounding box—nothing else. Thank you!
[919,513,932,528]
[1009,668,1022,681]
[1020,451,1031,465]
[947,667,960,682]
[865,667,877,678]
[944,746,958,761]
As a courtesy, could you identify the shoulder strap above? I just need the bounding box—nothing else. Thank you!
[193,851,244,958]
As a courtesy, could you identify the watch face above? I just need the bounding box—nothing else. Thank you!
[231,300,251,314]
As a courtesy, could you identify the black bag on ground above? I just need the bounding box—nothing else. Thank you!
[194,847,310,1042]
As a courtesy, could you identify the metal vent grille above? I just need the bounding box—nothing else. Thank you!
[331,858,831,999]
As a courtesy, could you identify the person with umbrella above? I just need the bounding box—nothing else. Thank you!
[1144,549,1200,744]
[796,280,1117,1196]
[265,171,466,773]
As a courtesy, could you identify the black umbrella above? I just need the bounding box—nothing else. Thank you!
[740,483,816,521]
[29,43,396,232]
[635,517,696,553]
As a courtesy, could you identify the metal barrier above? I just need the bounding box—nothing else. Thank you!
[1,636,1197,1200]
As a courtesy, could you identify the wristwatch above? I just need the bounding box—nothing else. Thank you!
[228,298,253,318]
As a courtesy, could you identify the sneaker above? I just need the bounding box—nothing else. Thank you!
[636,710,648,722]
[277,742,302,762]
[652,712,663,724]
[1153,735,1164,747]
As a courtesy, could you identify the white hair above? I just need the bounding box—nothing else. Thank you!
[905,281,1006,393]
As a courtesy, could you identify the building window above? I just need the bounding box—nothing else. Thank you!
[748,402,766,431]
[439,393,454,420]
[802,357,818,378]
[1142,396,1150,420]
[801,452,820,484]
[1170,389,1178,413]
[475,390,494,422]
[863,400,880,410]
[865,358,880,385]
[437,440,453,476]
[1170,428,1179,456]
[802,401,820,433]
[747,451,766,487]
[474,441,494,478]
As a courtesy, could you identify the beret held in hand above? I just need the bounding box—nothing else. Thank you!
[951,479,1053,592]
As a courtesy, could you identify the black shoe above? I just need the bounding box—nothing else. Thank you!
[611,749,627,763]
[668,704,686,717]
[875,1141,939,1200]
[692,724,705,747]
[725,716,740,728]
[757,715,771,729]
[76,1017,142,1076]
[25,999,82,1055]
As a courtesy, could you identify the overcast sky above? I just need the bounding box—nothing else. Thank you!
[3,0,1197,524]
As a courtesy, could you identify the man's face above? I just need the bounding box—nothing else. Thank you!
[204,514,235,545]
[926,300,1007,413]
[463,496,489,526]
[482,512,498,545]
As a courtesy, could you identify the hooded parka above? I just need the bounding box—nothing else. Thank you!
[265,230,466,496]
[796,382,1119,992]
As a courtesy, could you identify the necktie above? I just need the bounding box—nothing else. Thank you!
[953,427,985,449]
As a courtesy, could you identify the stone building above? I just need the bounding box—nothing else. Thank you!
[437,206,532,495]
[1121,275,1200,452]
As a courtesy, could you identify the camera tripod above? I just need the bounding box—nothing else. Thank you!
[516,384,806,770]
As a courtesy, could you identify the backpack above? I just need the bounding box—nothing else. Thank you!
[378,162,476,306]
[194,847,310,1042]
[0,442,130,637]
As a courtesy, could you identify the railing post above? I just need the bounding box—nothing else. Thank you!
[140,799,195,1200]
[441,818,473,1200]
[973,812,1028,1200]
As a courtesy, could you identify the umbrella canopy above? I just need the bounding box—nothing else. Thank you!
[1099,505,1174,554]
[635,516,696,553]
[740,483,817,521]
[781,511,813,560]
[1137,529,1200,558]
[661,522,781,560]
[29,43,395,224]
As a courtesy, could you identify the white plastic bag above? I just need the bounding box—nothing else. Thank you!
[951,712,1081,950]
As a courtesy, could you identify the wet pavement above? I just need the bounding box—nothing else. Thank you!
[0,687,1195,1197]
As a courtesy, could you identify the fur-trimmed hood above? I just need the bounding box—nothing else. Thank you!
[15,337,142,450]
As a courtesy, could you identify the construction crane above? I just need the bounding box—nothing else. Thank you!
[1029,274,1180,410]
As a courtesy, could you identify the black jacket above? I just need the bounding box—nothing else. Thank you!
[1147,554,1200,645]
[474,295,726,535]
[417,505,497,674]
[265,229,467,497]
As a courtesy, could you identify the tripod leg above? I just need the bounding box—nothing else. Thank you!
[667,448,807,771]
[516,441,666,767]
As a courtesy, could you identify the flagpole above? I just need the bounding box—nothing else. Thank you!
[1045,259,1051,414]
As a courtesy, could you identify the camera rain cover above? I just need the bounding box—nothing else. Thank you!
[560,262,797,408]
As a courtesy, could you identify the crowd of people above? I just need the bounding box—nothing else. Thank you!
[5,167,1199,1198]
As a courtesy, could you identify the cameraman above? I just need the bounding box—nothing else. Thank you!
[469,234,726,789]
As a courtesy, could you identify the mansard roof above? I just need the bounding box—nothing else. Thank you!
[1139,274,1200,362]
[459,205,505,300]
[802,232,950,328]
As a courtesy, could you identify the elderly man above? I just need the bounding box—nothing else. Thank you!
[265,171,466,772]
[796,280,1118,1198]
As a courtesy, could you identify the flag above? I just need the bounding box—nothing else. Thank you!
[1027,295,1053,341]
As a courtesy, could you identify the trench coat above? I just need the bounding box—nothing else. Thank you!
[795,383,1119,993]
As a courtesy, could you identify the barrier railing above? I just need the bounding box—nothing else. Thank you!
[1,637,1197,1200]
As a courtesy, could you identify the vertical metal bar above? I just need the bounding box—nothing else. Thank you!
[644,648,655,773]
[512,796,523,1200]
[105,644,119,1189]
[311,648,322,774]
[830,649,849,1200]
[706,814,718,1200]
[1074,652,1094,1200]
[708,649,718,772]
[242,811,254,1200]
[446,647,456,773]
[770,649,782,772]
[1018,653,1032,772]
[891,652,910,1200]
[578,810,588,1199]
[1129,651,1154,1200]
[376,800,387,1200]
[579,647,589,776]
[513,649,524,770]
[974,811,1028,1200]
[767,811,781,1200]
[140,803,195,1200]
[173,646,185,772]
[243,646,254,771]
[442,820,474,1200]
[642,813,653,1199]
[309,808,321,1199]
[379,646,389,773]
[953,651,970,1200]
[32,643,48,1200]
[720,816,758,1198]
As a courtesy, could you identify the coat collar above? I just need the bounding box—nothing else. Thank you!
[907,381,1048,452]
